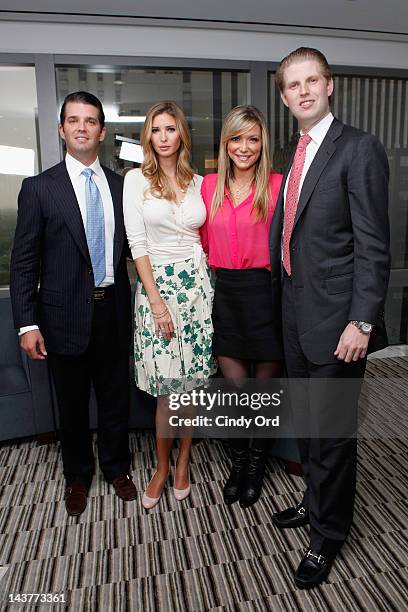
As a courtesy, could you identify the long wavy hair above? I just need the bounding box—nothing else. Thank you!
[210,105,271,223]
[141,101,194,201]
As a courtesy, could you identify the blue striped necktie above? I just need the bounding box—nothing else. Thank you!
[82,167,106,286]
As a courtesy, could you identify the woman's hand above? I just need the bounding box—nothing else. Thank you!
[151,301,174,341]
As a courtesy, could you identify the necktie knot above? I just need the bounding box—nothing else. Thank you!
[82,167,94,179]
[297,134,312,151]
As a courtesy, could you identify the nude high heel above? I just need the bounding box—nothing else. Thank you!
[142,469,169,509]
[173,460,191,501]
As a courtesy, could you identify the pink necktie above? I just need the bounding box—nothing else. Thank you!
[282,134,312,276]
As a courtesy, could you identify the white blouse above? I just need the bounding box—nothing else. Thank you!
[123,168,206,266]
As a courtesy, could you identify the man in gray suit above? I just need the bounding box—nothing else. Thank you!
[269,48,390,588]
[11,92,136,516]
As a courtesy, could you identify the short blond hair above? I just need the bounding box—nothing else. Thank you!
[275,47,332,92]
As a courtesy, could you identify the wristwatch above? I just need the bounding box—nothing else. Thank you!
[350,320,373,334]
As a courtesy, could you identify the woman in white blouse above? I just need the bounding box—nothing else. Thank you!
[123,101,215,509]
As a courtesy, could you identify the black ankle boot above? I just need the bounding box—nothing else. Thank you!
[223,444,248,505]
[239,446,267,508]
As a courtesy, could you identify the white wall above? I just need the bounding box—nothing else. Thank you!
[1,21,408,69]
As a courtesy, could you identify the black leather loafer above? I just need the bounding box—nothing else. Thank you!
[272,503,309,529]
[294,549,335,589]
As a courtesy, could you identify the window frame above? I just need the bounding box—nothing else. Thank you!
[1,52,407,345]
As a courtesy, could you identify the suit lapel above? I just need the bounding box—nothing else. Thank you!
[47,161,91,265]
[272,150,295,238]
[104,167,124,271]
[293,118,343,229]
[269,152,295,282]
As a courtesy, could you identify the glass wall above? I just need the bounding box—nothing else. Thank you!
[2,58,405,345]
[0,66,40,287]
[55,66,250,176]
[269,72,408,345]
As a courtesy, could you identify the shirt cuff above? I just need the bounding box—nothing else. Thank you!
[19,325,40,336]
[131,246,148,260]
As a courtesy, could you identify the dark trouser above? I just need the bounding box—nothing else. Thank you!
[48,293,131,487]
[282,273,366,555]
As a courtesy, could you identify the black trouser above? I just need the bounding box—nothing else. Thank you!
[48,292,131,486]
[282,273,366,555]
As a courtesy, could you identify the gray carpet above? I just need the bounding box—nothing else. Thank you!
[0,358,407,611]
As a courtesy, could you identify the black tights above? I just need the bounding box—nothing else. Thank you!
[217,356,281,380]
[218,356,282,452]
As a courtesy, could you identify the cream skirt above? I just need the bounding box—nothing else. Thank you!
[133,256,217,396]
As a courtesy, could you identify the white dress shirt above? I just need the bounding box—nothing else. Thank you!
[281,112,334,263]
[284,112,334,203]
[65,152,115,286]
[19,153,115,336]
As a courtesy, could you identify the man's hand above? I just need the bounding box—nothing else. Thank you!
[334,322,369,363]
[20,330,47,360]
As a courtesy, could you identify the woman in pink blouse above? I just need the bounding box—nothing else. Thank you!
[201,105,283,508]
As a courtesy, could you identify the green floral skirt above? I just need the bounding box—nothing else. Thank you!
[134,257,217,396]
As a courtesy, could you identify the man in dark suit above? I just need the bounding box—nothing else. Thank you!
[269,49,390,588]
[10,91,136,516]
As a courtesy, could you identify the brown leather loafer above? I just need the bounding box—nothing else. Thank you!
[112,474,137,501]
[65,481,88,516]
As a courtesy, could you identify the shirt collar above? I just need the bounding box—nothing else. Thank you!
[65,152,102,177]
[301,112,334,146]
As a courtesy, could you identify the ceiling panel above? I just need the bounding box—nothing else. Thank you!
[1,0,408,36]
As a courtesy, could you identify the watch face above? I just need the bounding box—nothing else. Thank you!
[361,322,372,333]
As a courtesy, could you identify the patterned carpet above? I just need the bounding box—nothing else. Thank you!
[0,358,407,611]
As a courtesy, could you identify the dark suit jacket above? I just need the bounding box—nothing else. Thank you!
[10,160,131,355]
[269,118,391,364]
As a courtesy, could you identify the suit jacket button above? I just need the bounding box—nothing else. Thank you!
[87,298,92,304]
[88,268,92,275]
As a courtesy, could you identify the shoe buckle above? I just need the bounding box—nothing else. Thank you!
[306,550,325,564]
[298,506,306,516]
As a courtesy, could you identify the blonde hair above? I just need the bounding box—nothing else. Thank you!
[141,101,194,201]
[210,105,271,223]
[275,47,332,92]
